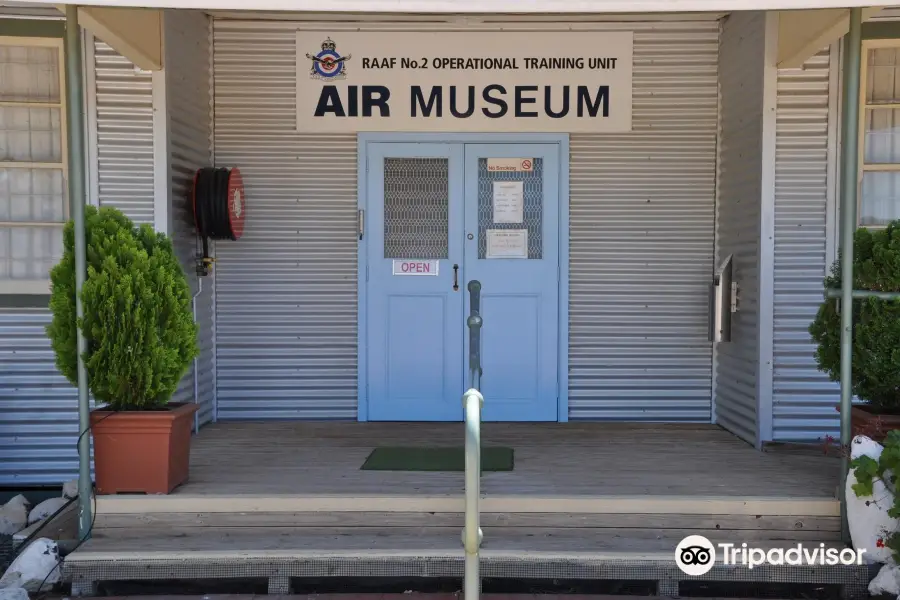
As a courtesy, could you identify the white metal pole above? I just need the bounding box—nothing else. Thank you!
[838,7,862,543]
[64,3,93,539]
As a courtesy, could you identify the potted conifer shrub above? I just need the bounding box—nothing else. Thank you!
[46,206,199,494]
[809,222,900,441]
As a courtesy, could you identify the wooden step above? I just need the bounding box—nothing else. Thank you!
[72,525,848,557]
[93,510,841,540]
[92,493,840,540]
[62,525,867,599]
[95,494,840,516]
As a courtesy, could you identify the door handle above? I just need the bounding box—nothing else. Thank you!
[453,264,459,291]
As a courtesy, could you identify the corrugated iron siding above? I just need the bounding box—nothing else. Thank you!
[568,21,718,420]
[0,42,155,485]
[0,33,73,486]
[772,47,839,441]
[94,40,155,225]
[0,310,78,485]
[873,7,900,20]
[166,10,215,426]
[212,19,719,421]
[212,21,357,419]
[0,2,61,17]
[714,11,767,445]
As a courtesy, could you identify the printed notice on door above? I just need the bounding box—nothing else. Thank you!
[492,181,524,224]
[486,229,528,259]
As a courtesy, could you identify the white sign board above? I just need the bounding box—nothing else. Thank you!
[492,181,524,224]
[486,229,528,259]
[393,259,439,275]
[296,31,633,133]
[487,158,533,172]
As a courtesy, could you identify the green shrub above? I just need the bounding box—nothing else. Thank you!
[809,222,900,412]
[46,206,199,410]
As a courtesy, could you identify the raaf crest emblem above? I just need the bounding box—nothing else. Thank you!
[305,37,351,80]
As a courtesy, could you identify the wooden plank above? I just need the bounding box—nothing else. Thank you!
[155,422,838,500]
[66,525,848,562]
[95,494,839,517]
[93,511,841,532]
[88,525,832,542]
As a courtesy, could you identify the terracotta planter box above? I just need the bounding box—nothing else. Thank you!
[90,403,198,495]
[850,405,900,443]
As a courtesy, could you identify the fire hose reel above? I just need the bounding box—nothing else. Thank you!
[192,166,245,277]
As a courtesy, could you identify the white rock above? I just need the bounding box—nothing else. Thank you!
[0,538,60,592]
[870,562,900,596]
[0,588,29,600]
[847,435,897,564]
[61,479,78,500]
[26,498,68,525]
[0,496,30,536]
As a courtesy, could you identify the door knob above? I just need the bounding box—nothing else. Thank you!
[453,264,459,291]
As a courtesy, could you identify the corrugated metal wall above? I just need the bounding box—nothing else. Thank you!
[0,40,156,485]
[212,21,357,419]
[0,2,60,17]
[714,11,768,445]
[0,310,78,485]
[0,11,845,456]
[212,18,719,421]
[771,47,840,441]
[568,21,719,420]
[166,10,216,426]
[0,28,74,485]
[872,7,900,20]
[94,40,155,225]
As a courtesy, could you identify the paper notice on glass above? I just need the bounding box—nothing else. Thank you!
[492,181,524,224]
[486,229,528,259]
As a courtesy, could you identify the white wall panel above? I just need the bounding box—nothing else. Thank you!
[715,11,773,445]
[212,21,357,419]
[166,10,215,426]
[772,46,840,441]
[568,20,718,420]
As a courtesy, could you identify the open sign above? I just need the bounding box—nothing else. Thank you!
[392,260,439,276]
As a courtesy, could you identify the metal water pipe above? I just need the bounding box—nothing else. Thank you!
[838,6,862,543]
[64,3,93,539]
[192,278,203,433]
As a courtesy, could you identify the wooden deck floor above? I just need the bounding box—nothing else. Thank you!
[66,423,852,595]
[167,421,837,498]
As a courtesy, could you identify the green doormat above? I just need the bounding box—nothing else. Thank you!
[361,446,514,472]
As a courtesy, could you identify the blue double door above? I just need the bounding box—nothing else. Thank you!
[366,142,560,422]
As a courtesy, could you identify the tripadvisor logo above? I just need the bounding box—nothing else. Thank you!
[675,535,866,576]
[676,535,716,576]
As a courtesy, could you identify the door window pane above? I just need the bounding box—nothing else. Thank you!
[861,171,900,226]
[383,157,449,260]
[478,157,543,259]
